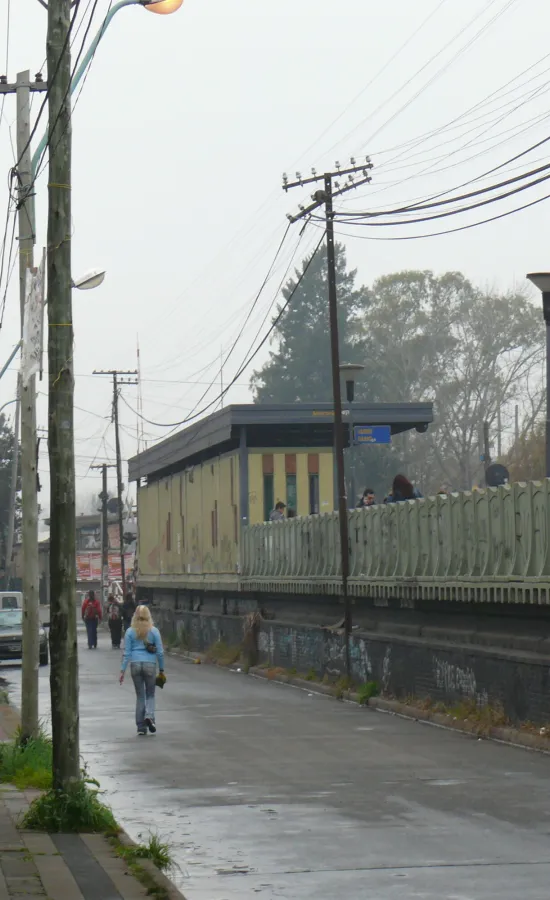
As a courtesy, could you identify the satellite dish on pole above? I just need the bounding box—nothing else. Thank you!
[107,497,121,514]
[485,463,509,487]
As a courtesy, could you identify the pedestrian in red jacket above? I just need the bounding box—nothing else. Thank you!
[82,590,102,650]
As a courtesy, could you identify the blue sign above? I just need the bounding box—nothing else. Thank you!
[354,425,391,444]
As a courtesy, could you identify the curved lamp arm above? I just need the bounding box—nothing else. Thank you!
[31,0,141,176]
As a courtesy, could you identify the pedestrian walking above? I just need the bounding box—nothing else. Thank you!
[119,605,165,736]
[121,592,136,632]
[107,594,123,649]
[81,590,102,649]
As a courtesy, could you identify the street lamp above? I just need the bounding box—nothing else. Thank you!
[526,272,550,478]
[340,363,365,508]
[71,269,106,291]
[31,0,183,175]
[145,0,184,12]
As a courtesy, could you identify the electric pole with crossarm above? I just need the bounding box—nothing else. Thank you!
[283,158,373,678]
[93,370,138,600]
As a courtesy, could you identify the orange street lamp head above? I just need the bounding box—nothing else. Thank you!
[144,0,184,13]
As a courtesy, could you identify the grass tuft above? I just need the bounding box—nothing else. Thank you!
[357,681,379,705]
[22,779,119,834]
[206,640,240,667]
[0,731,52,790]
[116,833,174,872]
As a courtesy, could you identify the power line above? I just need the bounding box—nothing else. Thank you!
[10,0,82,176]
[321,188,550,242]
[357,0,522,154]
[335,156,550,220]
[0,0,11,129]
[121,229,326,431]
[291,0,450,169]
[31,0,102,185]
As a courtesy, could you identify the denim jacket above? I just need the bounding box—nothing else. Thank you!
[121,626,165,673]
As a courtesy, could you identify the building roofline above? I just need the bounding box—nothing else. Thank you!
[128,402,433,482]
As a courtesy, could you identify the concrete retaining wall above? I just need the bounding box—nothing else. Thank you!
[154,606,550,726]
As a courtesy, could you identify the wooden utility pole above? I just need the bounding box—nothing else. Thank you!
[283,157,373,679]
[93,371,137,600]
[91,463,116,607]
[16,72,40,743]
[0,74,47,638]
[47,0,79,789]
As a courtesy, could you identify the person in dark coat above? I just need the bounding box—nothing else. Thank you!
[107,594,123,649]
[81,590,102,649]
[122,593,136,632]
[384,474,422,503]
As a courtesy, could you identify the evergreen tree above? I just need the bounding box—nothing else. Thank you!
[251,241,376,403]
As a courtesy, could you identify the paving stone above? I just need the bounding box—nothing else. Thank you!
[4,876,44,896]
[0,857,39,879]
[30,855,84,900]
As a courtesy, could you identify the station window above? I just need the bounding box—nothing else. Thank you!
[308,453,320,514]
[286,474,297,513]
[166,512,172,552]
[309,475,320,515]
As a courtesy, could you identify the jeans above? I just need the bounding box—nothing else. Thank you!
[109,618,123,647]
[85,619,98,648]
[130,662,157,730]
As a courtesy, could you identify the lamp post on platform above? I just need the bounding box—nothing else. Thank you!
[340,363,365,508]
[526,272,550,478]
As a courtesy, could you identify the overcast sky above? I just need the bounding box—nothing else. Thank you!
[1,0,549,524]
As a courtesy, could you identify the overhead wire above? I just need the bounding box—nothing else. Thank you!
[320,189,550,242]
[120,228,326,434]
[138,222,293,424]
[335,157,550,220]
[357,0,523,154]
[31,0,103,185]
[10,0,83,176]
[0,0,11,130]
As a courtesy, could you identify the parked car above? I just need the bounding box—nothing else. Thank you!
[0,609,49,666]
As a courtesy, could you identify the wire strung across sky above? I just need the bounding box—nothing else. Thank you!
[120,228,327,435]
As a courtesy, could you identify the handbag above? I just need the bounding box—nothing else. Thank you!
[144,632,157,654]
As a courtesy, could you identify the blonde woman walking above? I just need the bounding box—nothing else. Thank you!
[119,605,165,736]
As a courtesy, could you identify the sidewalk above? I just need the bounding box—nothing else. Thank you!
[0,707,185,900]
[0,785,186,899]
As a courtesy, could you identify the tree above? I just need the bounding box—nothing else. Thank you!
[251,242,376,403]
[506,422,545,482]
[359,271,544,492]
[0,414,20,572]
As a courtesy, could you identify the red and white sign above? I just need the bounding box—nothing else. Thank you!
[76,553,134,582]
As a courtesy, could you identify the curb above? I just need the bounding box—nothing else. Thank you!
[114,829,186,900]
[168,647,550,756]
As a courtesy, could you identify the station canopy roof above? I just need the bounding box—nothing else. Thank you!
[128,402,433,483]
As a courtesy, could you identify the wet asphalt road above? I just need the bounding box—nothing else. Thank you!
[4,629,550,899]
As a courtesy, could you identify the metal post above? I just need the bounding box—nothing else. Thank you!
[483,420,491,484]
[101,465,108,604]
[325,175,351,679]
[91,462,117,606]
[546,320,550,479]
[347,380,356,509]
[16,70,39,742]
[113,375,126,599]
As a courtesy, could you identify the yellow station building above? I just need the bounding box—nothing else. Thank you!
[128,403,433,596]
